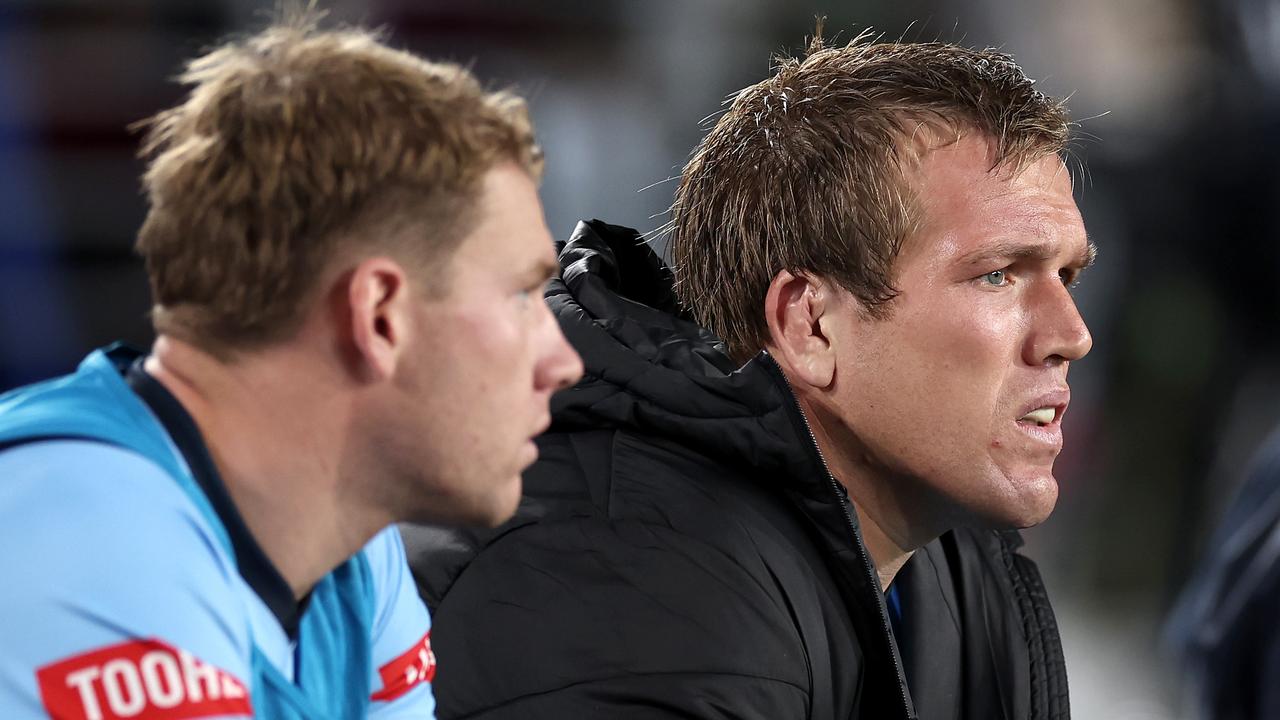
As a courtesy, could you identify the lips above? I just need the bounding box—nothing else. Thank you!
[1020,407,1055,425]
[1008,388,1070,453]
[530,415,551,439]
[1016,388,1069,427]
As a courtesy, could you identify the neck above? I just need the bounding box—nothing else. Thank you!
[855,507,913,591]
[144,335,386,599]
[795,393,937,591]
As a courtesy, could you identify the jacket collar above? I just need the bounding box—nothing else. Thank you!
[549,218,917,718]
[549,219,818,479]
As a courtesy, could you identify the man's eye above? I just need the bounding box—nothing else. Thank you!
[980,270,1009,286]
[1059,269,1080,288]
[517,282,545,302]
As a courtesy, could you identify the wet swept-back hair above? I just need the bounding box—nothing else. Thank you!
[670,29,1071,362]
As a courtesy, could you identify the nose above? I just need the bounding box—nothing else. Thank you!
[1025,279,1093,367]
[535,301,584,393]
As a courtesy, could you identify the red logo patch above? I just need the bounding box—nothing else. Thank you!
[36,638,252,720]
[370,630,435,703]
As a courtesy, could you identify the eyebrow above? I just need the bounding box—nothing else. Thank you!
[956,238,1097,269]
[528,257,560,283]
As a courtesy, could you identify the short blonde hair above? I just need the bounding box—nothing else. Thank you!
[136,15,541,351]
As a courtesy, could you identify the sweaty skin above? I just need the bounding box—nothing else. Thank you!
[792,135,1093,590]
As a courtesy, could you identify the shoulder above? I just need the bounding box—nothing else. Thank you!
[418,425,826,619]
[534,427,804,540]
[411,427,815,609]
[361,526,437,716]
[423,438,818,714]
[363,525,431,642]
[414,428,864,717]
[362,525,409,586]
[0,440,252,716]
[432,514,814,717]
[0,439,238,591]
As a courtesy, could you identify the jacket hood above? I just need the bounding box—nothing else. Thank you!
[548,219,813,477]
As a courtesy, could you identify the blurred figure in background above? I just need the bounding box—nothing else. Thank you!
[1169,425,1280,719]
[406,29,1090,720]
[0,9,580,719]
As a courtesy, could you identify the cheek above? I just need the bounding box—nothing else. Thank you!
[448,299,528,356]
[921,296,1026,399]
[442,301,537,407]
[852,302,1015,438]
[926,293,1023,363]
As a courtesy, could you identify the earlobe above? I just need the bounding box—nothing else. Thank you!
[764,270,836,389]
[346,258,408,383]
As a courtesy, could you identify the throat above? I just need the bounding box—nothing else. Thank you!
[855,505,915,591]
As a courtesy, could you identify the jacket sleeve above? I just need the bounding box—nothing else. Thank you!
[426,515,811,719]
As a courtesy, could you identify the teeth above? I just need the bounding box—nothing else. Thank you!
[1020,407,1055,425]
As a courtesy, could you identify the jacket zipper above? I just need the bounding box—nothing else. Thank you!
[761,352,914,720]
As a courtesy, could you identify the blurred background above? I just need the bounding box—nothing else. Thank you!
[2,0,1278,716]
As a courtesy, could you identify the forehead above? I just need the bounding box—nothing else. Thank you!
[450,164,556,270]
[901,136,1084,266]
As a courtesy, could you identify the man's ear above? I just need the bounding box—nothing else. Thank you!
[343,257,410,383]
[764,269,836,389]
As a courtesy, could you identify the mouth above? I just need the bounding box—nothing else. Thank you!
[1017,405,1060,428]
[1016,388,1069,427]
[530,416,552,440]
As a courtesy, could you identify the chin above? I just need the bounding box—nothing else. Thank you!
[473,474,525,528]
[965,467,1059,530]
[1004,471,1059,528]
[402,473,524,528]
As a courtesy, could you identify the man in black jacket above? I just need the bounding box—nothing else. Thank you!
[405,32,1092,719]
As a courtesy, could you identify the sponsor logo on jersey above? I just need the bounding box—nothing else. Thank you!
[370,629,435,703]
[36,638,252,720]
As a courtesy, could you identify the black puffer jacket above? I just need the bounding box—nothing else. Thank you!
[403,220,1070,720]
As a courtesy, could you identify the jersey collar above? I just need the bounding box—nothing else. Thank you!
[125,357,307,639]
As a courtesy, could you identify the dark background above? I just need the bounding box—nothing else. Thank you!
[4,2,1278,716]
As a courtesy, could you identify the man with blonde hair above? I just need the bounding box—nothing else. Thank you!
[0,13,581,719]
[410,30,1090,719]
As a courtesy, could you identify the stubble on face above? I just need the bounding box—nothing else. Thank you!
[377,164,574,528]
[821,133,1092,545]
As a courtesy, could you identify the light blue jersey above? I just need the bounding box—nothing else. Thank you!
[0,345,437,719]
